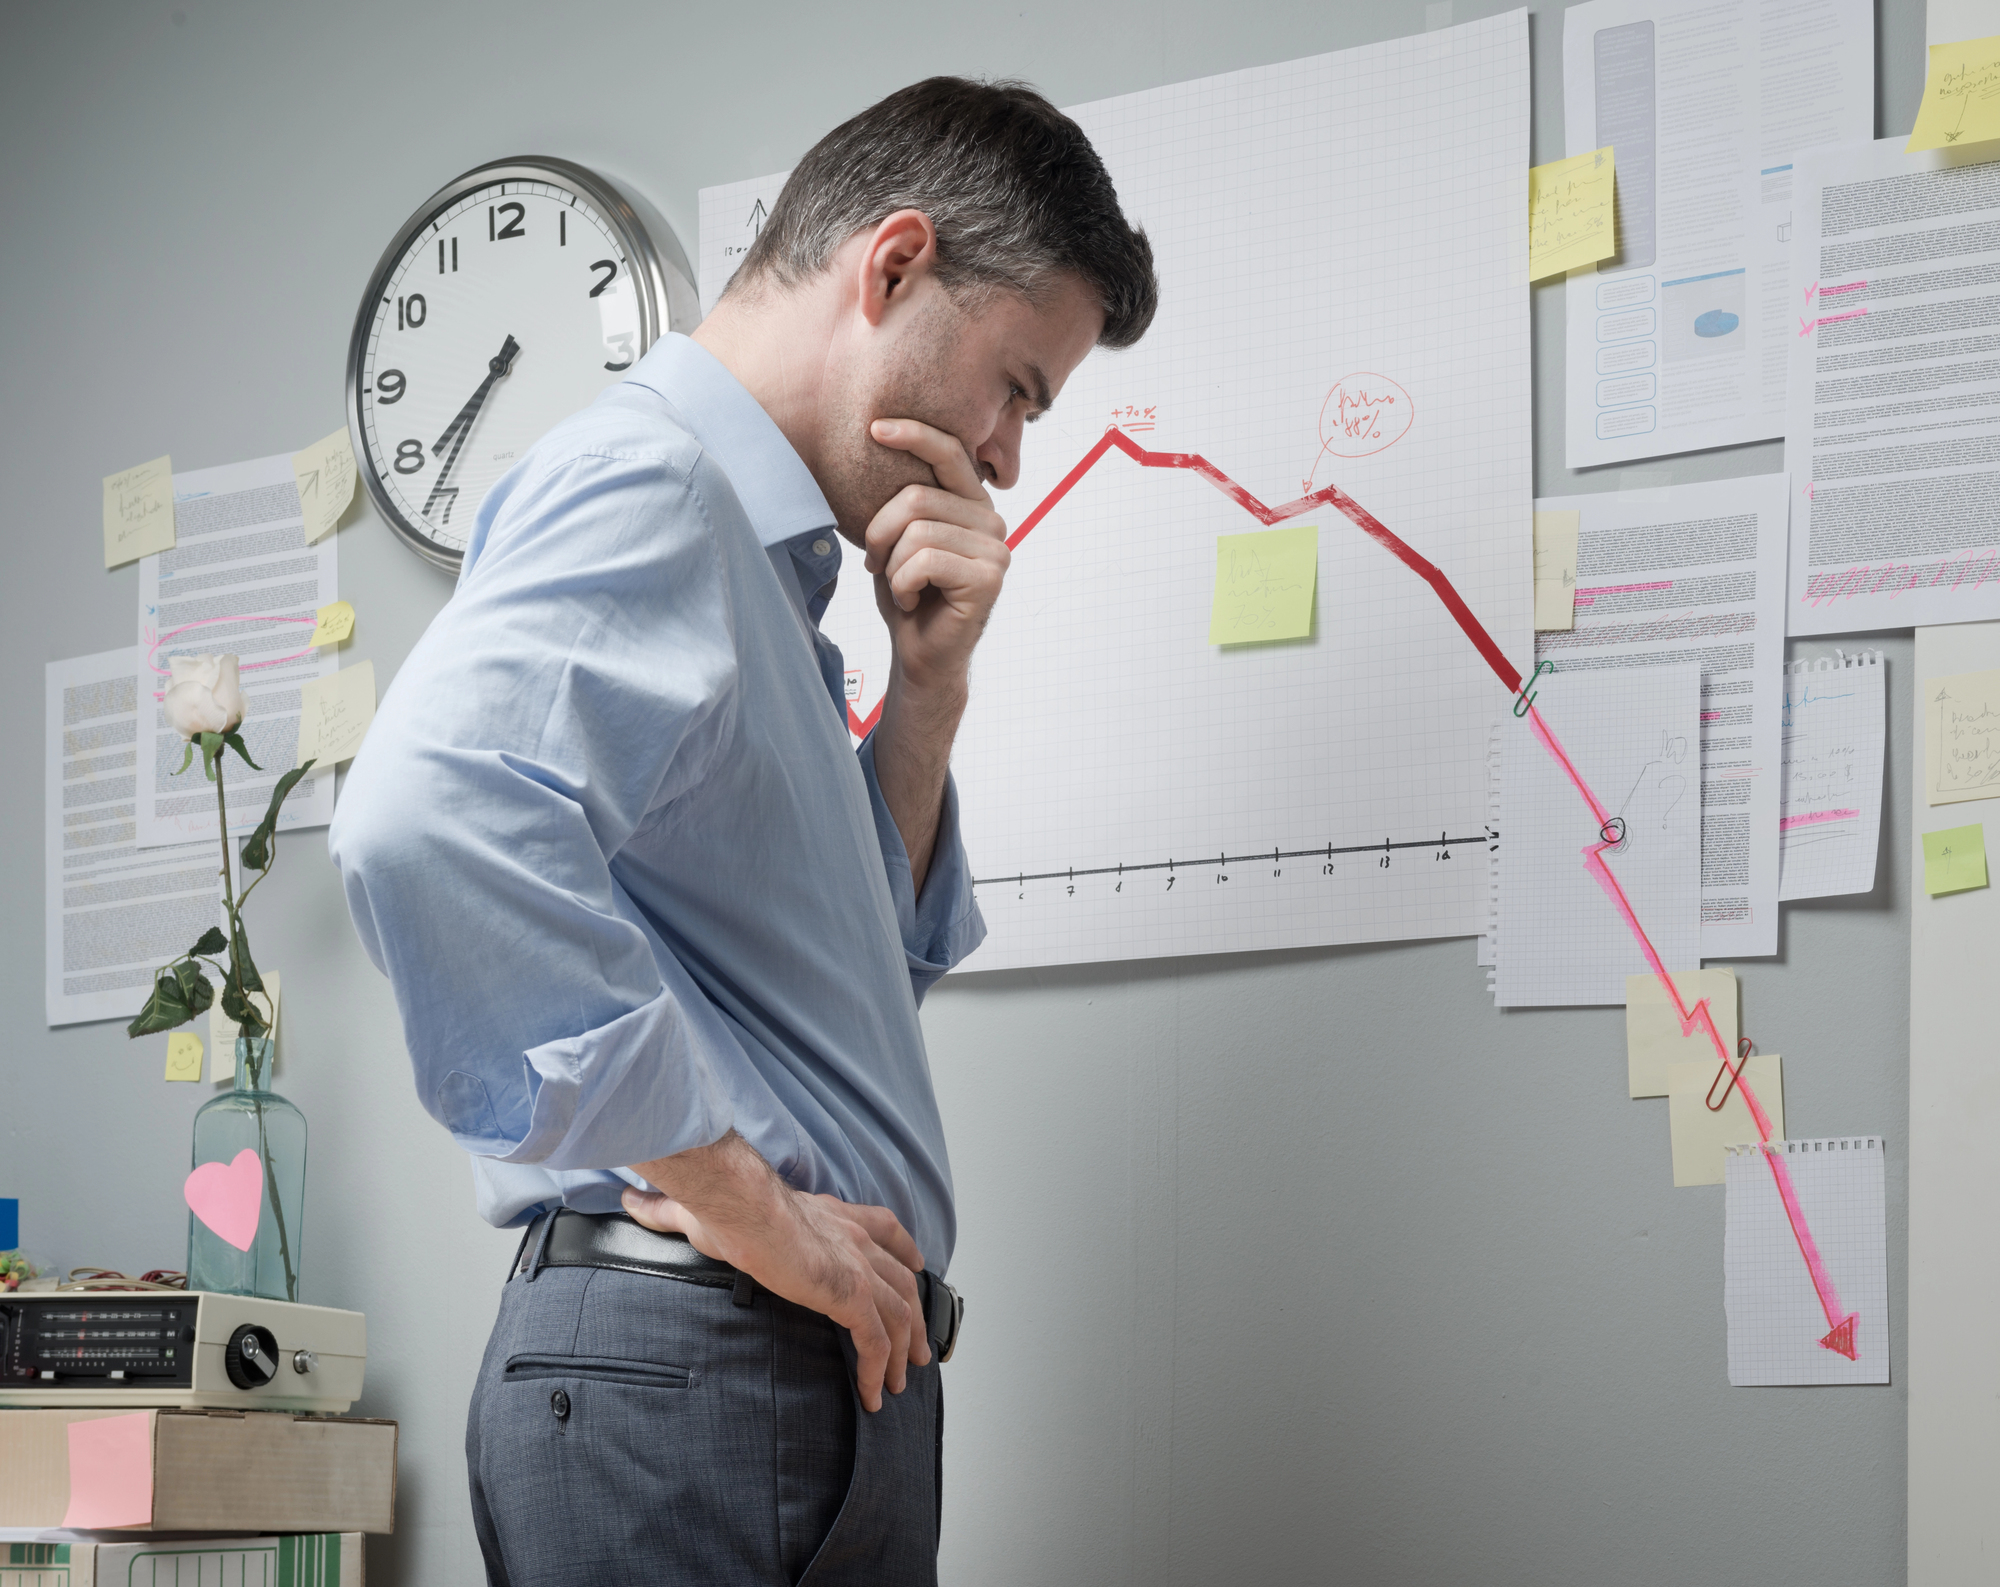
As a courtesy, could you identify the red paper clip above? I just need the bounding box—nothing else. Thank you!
[1706,1037,1753,1112]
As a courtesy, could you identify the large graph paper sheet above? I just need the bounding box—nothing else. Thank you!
[818,15,1534,972]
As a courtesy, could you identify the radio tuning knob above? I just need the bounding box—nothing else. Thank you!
[224,1324,279,1389]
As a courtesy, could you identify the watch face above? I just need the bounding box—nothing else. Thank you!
[350,162,671,568]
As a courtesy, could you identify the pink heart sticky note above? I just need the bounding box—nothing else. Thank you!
[184,1148,262,1251]
[64,1411,155,1528]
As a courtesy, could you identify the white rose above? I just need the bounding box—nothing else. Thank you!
[162,654,248,739]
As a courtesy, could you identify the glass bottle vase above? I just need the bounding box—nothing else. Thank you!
[186,1037,306,1301]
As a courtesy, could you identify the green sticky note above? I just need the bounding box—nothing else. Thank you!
[1210,525,1317,645]
[1923,823,1989,896]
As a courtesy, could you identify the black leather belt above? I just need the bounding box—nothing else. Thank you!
[514,1209,964,1363]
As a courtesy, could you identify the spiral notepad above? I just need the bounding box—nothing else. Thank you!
[1724,1137,1889,1386]
[1778,651,1885,902]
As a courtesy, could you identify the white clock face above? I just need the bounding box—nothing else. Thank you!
[354,172,651,564]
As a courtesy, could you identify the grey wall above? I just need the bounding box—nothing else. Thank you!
[0,3,1927,1582]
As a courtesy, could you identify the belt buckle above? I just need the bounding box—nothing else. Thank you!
[934,1280,964,1363]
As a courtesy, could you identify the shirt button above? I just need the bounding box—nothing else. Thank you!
[812,539,831,557]
[550,1388,570,1420]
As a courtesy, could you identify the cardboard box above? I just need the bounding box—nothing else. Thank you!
[0,1532,362,1586]
[0,1409,395,1534]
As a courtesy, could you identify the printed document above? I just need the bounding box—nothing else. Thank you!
[1561,0,1872,469]
[1786,138,2000,634]
[135,453,336,848]
[1533,475,1789,955]
[45,648,217,1027]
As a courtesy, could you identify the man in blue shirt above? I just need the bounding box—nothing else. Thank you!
[330,78,1155,1584]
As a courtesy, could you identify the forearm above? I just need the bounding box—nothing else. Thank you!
[629,1130,782,1256]
[869,661,967,897]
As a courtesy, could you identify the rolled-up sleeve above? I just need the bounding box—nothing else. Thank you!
[329,435,750,1170]
[854,732,987,1002]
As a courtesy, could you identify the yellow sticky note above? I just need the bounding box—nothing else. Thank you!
[164,1032,203,1083]
[1924,823,1989,896]
[297,661,376,768]
[1666,1053,1782,1188]
[292,427,357,546]
[209,972,279,1084]
[1528,146,1617,281]
[1626,969,1737,1098]
[310,600,355,647]
[1533,510,1580,631]
[1925,668,2000,805]
[1209,526,1317,645]
[1907,36,2000,151]
[102,455,176,568]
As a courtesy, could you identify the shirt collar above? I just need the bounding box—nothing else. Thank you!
[624,333,837,549]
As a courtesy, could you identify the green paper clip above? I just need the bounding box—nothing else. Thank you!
[1513,659,1554,718]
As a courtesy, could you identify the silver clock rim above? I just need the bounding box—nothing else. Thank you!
[344,155,697,573]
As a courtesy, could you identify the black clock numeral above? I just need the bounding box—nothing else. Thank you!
[490,201,525,241]
[604,332,634,372]
[397,294,427,330]
[374,369,406,404]
[588,259,617,298]
[425,484,460,523]
[437,237,458,273]
[393,439,425,475]
[559,211,567,247]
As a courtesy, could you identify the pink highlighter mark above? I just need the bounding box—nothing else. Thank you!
[1820,279,1867,296]
[64,1412,155,1528]
[1781,808,1860,830]
[1700,711,1722,722]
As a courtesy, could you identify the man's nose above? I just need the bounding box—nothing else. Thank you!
[976,432,1020,492]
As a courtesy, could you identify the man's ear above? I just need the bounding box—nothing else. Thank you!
[855,209,939,327]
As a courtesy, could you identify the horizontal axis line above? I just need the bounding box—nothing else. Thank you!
[974,834,1490,887]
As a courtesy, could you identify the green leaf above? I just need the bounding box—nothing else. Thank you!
[239,762,314,873]
[173,741,194,776]
[190,925,228,957]
[223,731,262,772]
[171,958,214,1018]
[231,920,263,994]
[126,968,193,1038]
[220,970,268,1040]
[199,731,224,782]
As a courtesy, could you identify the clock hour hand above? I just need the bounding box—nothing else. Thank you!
[424,335,520,521]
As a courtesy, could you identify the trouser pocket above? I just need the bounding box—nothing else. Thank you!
[504,1353,693,1389]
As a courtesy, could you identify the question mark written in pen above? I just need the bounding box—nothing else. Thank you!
[1658,774,1687,830]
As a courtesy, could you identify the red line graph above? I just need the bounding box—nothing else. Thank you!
[990,426,1856,1360]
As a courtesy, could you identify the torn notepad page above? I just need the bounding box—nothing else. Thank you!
[1534,476,1788,956]
[1779,651,1886,901]
[45,648,218,1028]
[1786,138,2000,634]
[1725,1136,1889,1385]
[136,454,336,848]
[1494,665,1702,1007]
[1560,0,1874,470]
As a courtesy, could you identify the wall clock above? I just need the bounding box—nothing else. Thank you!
[345,156,698,571]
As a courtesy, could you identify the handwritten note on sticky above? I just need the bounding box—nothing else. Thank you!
[1209,526,1317,645]
[293,427,357,546]
[1924,668,2000,805]
[102,456,176,568]
[164,1032,203,1083]
[311,600,356,647]
[209,971,279,1084]
[1533,510,1580,630]
[1924,823,1989,896]
[1907,35,2000,151]
[64,1411,155,1528]
[1528,147,1616,281]
[1666,1053,1782,1187]
[297,660,377,768]
[1626,968,1737,1098]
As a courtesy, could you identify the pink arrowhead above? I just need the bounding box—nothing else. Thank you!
[184,1148,262,1251]
[1818,1313,1859,1360]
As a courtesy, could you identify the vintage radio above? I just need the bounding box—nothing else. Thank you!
[0,1292,363,1413]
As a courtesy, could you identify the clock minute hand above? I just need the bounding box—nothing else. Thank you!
[424,335,520,520]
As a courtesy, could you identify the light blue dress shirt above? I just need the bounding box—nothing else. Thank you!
[329,334,984,1271]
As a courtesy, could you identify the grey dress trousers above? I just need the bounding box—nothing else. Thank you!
[466,1251,943,1584]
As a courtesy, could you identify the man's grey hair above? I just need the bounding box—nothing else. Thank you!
[726,77,1157,350]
